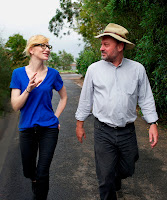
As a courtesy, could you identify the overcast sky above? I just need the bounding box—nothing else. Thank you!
[0,0,85,59]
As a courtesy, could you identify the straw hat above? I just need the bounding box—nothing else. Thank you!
[95,23,135,50]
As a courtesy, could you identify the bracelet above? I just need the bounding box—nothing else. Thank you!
[26,88,30,93]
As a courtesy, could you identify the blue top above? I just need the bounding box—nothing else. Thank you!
[10,66,63,131]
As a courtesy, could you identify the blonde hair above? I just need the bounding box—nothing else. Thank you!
[24,35,50,56]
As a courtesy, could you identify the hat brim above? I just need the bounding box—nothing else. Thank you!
[95,33,135,50]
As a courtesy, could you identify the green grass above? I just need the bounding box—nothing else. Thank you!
[59,70,78,73]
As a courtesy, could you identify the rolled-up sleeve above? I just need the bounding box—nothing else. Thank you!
[75,67,94,121]
[138,66,158,123]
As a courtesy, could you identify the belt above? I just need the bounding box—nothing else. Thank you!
[95,117,134,129]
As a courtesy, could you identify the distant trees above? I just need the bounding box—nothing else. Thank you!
[49,0,167,118]
[0,34,29,115]
[76,48,100,77]
[0,33,28,115]
[48,52,61,69]
[58,50,74,70]
[0,40,12,115]
[0,33,74,115]
[5,33,74,71]
[5,34,29,69]
[48,50,74,70]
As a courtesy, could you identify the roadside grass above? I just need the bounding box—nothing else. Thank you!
[59,70,78,74]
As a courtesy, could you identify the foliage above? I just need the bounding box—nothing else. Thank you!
[76,48,101,77]
[134,1,167,118]
[49,0,167,118]
[48,50,74,70]
[5,34,29,69]
[48,52,61,69]
[0,41,12,115]
[58,50,74,70]
[48,0,80,37]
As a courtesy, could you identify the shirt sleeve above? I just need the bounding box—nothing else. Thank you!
[75,66,94,121]
[10,69,21,89]
[138,66,158,123]
[53,71,63,91]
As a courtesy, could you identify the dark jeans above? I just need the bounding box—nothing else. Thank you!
[19,126,59,200]
[94,118,139,200]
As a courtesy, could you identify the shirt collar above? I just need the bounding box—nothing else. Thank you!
[103,57,124,68]
[117,57,124,68]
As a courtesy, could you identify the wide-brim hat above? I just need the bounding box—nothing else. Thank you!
[95,23,135,50]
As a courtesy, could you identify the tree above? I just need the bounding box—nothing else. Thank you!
[0,40,12,115]
[5,34,29,69]
[48,0,80,37]
[134,1,167,118]
[58,50,74,70]
[49,0,167,118]
[48,52,61,69]
[76,47,101,77]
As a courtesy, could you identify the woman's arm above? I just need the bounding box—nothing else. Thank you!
[11,88,30,111]
[11,73,41,111]
[54,86,67,118]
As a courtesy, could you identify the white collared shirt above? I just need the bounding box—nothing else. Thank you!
[75,58,158,127]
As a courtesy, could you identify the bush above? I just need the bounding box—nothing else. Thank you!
[0,42,12,115]
[76,48,101,77]
[134,3,167,119]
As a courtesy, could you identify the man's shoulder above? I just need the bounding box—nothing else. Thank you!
[124,58,145,70]
[88,60,105,70]
[124,58,143,66]
[90,60,102,66]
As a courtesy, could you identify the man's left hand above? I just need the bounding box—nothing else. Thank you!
[149,124,158,148]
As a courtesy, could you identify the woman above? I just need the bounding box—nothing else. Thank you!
[10,35,67,200]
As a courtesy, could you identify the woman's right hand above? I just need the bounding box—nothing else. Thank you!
[26,73,42,92]
[11,73,42,111]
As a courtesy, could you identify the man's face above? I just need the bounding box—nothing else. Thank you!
[100,36,121,63]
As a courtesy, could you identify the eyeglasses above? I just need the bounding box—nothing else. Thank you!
[33,43,52,50]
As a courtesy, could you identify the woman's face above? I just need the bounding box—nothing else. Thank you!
[29,43,52,60]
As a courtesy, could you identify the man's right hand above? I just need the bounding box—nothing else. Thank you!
[76,121,86,143]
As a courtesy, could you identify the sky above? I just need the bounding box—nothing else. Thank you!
[0,0,85,59]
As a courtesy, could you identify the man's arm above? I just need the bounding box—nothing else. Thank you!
[75,66,94,143]
[76,120,86,143]
[137,65,159,148]
[149,123,158,148]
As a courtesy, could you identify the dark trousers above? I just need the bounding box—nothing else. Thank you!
[94,118,139,200]
[19,126,59,200]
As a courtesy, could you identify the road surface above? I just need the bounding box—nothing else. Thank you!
[0,73,166,200]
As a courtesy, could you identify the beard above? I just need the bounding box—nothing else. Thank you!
[101,51,116,63]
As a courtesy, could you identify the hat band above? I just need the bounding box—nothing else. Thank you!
[104,31,126,39]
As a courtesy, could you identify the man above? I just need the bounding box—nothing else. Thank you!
[75,23,158,200]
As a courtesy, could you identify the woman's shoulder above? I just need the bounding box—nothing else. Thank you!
[13,66,25,73]
[48,67,59,74]
[47,67,60,77]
